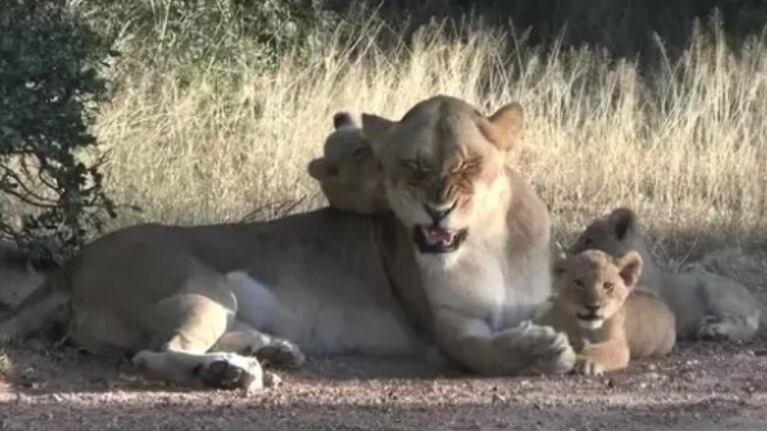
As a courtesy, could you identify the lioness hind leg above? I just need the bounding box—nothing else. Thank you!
[132,349,264,391]
[213,321,305,369]
[133,292,265,390]
[697,313,759,342]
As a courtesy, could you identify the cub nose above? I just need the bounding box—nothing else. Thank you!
[423,202,456,224]
[584,304,601,313]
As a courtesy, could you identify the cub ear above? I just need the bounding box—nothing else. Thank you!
[608,207,638,241]
[361,113,396,156]
[307,158,330,180]
[616,250,643,290]
[552,252,568,279]
[487,102,524,152]
[333,112,356,130]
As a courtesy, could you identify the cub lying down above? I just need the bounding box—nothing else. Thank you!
[536,250,676,375]
[570,208,760,341]
[307,112,387,214]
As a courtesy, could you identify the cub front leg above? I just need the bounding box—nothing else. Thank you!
[573,340,630,376]
[434,310,575,375]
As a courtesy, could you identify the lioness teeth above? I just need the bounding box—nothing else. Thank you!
[421,226,455,245]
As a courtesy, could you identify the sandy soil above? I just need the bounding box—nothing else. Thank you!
[1,245,766,430]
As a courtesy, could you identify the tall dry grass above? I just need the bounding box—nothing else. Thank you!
[94,19,767,255]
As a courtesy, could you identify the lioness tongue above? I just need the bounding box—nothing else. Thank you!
[423,226,453,245]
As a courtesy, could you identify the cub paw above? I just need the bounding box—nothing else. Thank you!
[195,354,263,391]
[256,339,306,369]
[573,357,605,376]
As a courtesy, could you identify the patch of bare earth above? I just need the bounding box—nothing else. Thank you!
[1,246,766,430]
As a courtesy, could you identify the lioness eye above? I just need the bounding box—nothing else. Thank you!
[603,282,614,292]
[574,279,585,289]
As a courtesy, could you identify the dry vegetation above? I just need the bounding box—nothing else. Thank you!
[94,18,767,259]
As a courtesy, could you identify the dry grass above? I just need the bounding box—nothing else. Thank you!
[94,20,767,254]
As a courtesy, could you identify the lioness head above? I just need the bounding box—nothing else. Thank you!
[308,112,387,214]
[552,250,643,330]
[361,96,523,259]
[569,207,643,257]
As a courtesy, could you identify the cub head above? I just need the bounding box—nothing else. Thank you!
[569,207,644,257]
[361,96,523,260]
[552,250,643,330]
[307,112,387,214]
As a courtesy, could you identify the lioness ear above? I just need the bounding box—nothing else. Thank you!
[609,207,637,241]
[616,251,643,290]
[361,113,396,156]
[488,102,524,152]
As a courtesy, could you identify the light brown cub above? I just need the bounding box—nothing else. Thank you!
[307,112,388,214]
[537,250,676,375]
[570,207,760,341]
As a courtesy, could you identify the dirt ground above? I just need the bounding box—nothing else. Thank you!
[1,245,766,430]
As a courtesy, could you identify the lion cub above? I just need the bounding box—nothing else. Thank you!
[570,207,760,341]
[307,112,388,214]
[537,250,676,376]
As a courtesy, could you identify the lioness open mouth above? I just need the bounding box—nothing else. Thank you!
[413,225,468,253]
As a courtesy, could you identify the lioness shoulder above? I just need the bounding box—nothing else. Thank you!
[307,112,388,214]
[537,249,675,375]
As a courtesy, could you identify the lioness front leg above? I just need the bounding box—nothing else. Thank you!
[435,311,575,375]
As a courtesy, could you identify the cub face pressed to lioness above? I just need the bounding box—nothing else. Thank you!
[307,112,387,215]
[0,95,574,390]
[570,207,760,342]
[537,250,676,375]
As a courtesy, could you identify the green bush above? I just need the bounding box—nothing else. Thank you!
[83,0,339,72]
[0,0,116,263]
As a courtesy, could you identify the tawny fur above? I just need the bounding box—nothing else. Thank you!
[537,250,675,376]
[0,96,574,390]
[570,208,760,341]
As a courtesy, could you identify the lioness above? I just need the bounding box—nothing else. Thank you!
[536,250,675,376]
[0,96,574,390]
[570,207,760,341]
[307,112,387,214]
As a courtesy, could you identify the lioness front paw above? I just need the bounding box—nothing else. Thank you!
[516,322,576,374]
[195,353,264,391]
[573,356,605,376]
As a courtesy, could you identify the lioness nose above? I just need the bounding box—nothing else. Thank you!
[424,202,456,224]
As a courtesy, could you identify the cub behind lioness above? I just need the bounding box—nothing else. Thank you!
[537,250,676,375]
[570,207,760,341]
[307,112,387,214]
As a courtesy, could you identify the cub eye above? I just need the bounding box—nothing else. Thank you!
[603,282,614,292]
[401,160,429,181]
[573,279,585,289]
